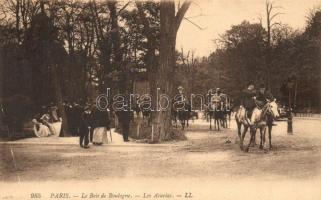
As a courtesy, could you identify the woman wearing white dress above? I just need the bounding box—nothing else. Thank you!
[92,106,111,145]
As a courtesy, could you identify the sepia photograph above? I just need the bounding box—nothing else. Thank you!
[0,0,321,199]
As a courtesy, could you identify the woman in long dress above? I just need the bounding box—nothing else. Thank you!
[92,107,111,145]
[32,107,52,137]
[32,106,62,137]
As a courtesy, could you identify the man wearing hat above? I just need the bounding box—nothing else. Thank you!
[211,88,223,110]
[116,102,132,142]
[79,105,93,148]
[177,86,186,100]
[255,83,275,109]
[206,88,214,106]
[240,81,257,125]
[173,86,188,104]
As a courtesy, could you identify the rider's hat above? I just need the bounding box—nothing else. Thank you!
[216,88,221,92]
[177,86,184,90]
[247,80,254,87]
[259,83,265,89]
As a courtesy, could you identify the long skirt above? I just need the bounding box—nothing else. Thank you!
[92,127,109,145]
[33,122,62,138]
[49,122,62,137]
[33,124,51,137]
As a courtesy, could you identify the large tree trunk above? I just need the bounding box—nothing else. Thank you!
[108,1,125,94]
[51,64,70,137]
[151,0,191,142]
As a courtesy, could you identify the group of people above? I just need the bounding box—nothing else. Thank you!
[207,87,230,111]
[239,82,275,125]
[76,104,111,149]
[31,82,274,147]
[32,101,133,149]
[32,104,62,137]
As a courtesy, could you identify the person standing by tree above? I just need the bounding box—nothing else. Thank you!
[116,102,132,142]
[79,105,93,149]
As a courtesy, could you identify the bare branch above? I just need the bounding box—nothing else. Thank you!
[271,22,282,27]
[183,17,206,30]
[185,13,204,19]
[117,0,131,16]
[270,12,284,21]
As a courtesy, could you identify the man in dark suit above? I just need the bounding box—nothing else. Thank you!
[71,102,82,136]
[79,105,92,148]
[240,81,256,125]
[116,104,132,142]
[255,83,275,108]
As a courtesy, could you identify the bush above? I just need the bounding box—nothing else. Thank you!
[2,95,35,133]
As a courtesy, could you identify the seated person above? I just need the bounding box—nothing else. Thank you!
[211,88,223,110]
[32,106,52,137]
[240,82,256,125]
[254,84,275,109]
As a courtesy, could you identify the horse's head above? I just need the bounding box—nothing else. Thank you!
[265,100,279,119]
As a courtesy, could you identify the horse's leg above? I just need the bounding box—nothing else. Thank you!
[213,118,216,130]
[262,127,266,150]
[217,118,220,131]
[209,114,212,130]
[175,116,178,128]
[181,119,185,130]
[223,115,227,128]
[259,127,263,149]
[251,126,257,147]
[268,125,273,150]
[245,127,256,152]
[241,125,248,151]
[237,122,242,142]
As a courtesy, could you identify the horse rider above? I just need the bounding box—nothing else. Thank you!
[206,88,214,103]
[211,88,224,110]
[254,83,275,109]
[173,86,190,112]
[240,82,256,125]
[173,86,188,105]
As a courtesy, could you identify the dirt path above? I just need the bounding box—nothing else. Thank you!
[1,119,321,181]
[1,119,321,199]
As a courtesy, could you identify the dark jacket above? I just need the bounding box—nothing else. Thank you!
[241,88,256,109]
[256,90,274,108]
[80,110,93,132]
[116,109,132,125]
[92,109,110,129]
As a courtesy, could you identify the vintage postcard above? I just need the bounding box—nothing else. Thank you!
[1,0,321,199]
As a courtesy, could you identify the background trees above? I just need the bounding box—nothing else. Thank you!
[186,9,321,112]
[0,0,320,138]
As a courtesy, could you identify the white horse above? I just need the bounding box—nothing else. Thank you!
[235,100,279,151]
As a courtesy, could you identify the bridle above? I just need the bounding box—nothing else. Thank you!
[261,101,277,121]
